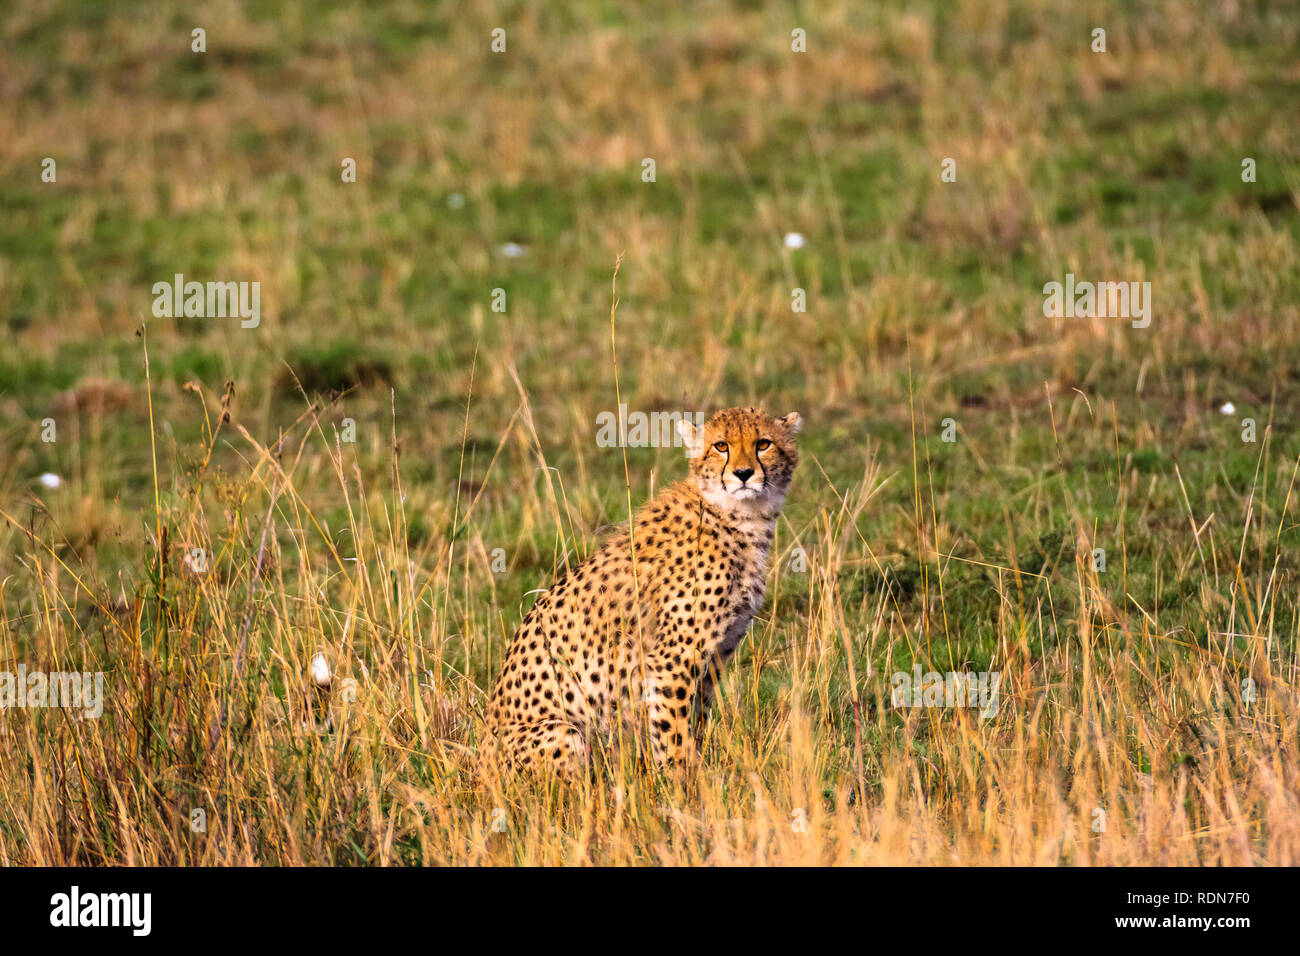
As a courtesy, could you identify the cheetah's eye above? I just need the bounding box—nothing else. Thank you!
[713,441,729,453]
[756,439,772,451]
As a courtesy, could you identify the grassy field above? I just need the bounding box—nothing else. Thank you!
[1,0,1298,865]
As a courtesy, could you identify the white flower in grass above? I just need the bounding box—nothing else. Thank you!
[38,473,61,489]
[310,653,331,689]
[783,232,806,250]
[1219,401,1236,415]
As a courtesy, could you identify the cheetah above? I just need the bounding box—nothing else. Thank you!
[486,406,801,774]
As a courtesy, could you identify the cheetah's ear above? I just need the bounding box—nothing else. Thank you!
[778,412,802,436]
[677,417,702,456]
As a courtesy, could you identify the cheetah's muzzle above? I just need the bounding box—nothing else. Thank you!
[485,406,801,775]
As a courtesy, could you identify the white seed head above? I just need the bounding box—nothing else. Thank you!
[310,653,331,688]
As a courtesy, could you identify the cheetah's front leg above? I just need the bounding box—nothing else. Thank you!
[643,654,697,767]
[643,630,725,767]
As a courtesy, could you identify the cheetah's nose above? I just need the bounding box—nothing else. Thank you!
[733,468,755,483]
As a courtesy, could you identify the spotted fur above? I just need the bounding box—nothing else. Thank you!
[485,406,801,774]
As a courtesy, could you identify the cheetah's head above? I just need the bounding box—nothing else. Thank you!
[677,406,801,516]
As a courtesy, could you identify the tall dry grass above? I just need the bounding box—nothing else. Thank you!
[1,327,1296,866]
